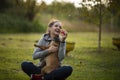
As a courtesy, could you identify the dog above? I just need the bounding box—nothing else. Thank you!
[34,36,60,75]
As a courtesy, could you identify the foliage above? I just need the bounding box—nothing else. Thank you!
[107,0,120,27]
[0,0,45,33]
[0,0,120,33]
[0,0,10,12]
[39,1,77,19]
[0,13,45,33]
[1,0,39,21]
[80,0,120,29]
[108,0,120,15]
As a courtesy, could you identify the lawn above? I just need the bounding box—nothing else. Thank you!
[0,32,120,80]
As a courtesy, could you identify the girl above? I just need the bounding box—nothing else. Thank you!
[21,19,73,80]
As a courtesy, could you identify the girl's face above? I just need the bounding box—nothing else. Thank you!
[50,21,62,36]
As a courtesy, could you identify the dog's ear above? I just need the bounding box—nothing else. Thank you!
[34,44,49,50]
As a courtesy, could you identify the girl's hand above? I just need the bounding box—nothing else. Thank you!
[47,45,58,53]
[60,30,68,42]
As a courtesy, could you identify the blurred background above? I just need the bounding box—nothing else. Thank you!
[0,0,120,80]
[0,0,120,33]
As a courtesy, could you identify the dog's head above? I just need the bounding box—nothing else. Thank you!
[51,36,60,47]
[54,36,60,43]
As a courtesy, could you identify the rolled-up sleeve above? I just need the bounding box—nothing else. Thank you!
[32,36,49,60]
[58,42,66,61]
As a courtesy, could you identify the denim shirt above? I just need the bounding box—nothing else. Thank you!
[33,34,66,66]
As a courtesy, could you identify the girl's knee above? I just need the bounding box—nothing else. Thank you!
[66,66,73,73]
[21,62,27,67]
[62,66,73,75]
[21,61,32,69]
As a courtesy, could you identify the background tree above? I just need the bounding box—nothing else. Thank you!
[0,0,10,12]
[0,0,120,33]
[108,0,120,29]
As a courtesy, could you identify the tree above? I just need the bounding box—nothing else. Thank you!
[81,0,103,52]
[25,0,37,21]
[0,0,14,12]
[108,0,120,15]
[108,0,120,28]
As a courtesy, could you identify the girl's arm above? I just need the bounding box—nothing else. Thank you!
[58,42,66,61]
[32,35,49,60]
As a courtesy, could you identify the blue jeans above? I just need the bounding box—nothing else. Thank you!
[21,61,73,80]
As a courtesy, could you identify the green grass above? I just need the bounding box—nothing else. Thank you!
[0,32,120,80]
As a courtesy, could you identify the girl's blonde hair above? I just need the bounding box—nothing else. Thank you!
[46,18,62,34]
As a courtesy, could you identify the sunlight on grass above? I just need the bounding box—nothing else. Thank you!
[0,32,120,80]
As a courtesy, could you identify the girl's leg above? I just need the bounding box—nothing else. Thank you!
[21,61,41,76]
[44,66,73,80]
